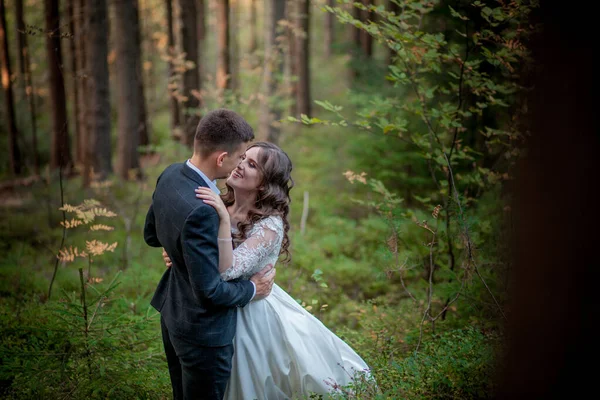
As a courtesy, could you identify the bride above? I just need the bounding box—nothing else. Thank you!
[163,142,372,399]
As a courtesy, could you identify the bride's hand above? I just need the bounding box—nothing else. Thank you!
[195,187,229,221]
[162,248,172,268]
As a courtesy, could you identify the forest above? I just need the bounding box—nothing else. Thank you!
[0,0,594,399]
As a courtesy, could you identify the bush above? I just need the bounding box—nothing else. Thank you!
[0,274,169,399]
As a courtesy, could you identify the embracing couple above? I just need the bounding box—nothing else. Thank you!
[144,109,370,400]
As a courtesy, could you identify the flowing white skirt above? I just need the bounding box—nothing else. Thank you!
[224,284,371,400]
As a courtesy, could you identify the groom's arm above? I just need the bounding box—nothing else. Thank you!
[143,203,161,247]
[182,205,254,308]
[143,171,164,248]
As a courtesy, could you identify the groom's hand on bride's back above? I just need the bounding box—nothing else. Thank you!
[250,264,276,300]
[163,247,275,299]
[162,248,172,268]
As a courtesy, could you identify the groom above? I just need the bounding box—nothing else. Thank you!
[144,109,275,399]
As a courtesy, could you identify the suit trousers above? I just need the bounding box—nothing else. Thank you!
[161,316,234,400]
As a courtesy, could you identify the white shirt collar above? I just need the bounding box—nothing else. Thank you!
[185,160,221,195]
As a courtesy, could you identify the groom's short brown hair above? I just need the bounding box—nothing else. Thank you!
[194,109,254,156]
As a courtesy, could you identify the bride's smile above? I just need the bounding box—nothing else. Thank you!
[226,147,262,193]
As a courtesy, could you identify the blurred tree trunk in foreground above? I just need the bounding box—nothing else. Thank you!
[496,3,595,399]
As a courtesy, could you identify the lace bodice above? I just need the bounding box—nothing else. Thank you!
[221,215,284,281]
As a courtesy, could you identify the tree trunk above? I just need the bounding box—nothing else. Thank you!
[75,0,87,176]
[45,0,73,170]
[1,0,21,175]
[259,0,286,143]
[114,0,141,180]
[248,0,257,53]
[196,0,205,80]
[350,1,362,79]
[386,0,399,68]
[286,0,297,116]
[134,0,149,149]
[215,0,230,91]
[86,0,111,182]
[324,0,334,58]
[165,0,180,132]
[360,0,373,57]
[178,0,200,146]
[14,0,38,174]
[295,0,310,117]
[229,0,239,92]
[66,0,81,165]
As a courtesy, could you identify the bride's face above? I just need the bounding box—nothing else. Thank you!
[227,147,263,193]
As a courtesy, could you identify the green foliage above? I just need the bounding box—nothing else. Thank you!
[322,0,537,200]
[335,319,500,399]
[0,1,540,398]
[0,274,168,399]
[308,0,538,331]
[389,328,501,399]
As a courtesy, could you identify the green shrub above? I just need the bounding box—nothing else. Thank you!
[0,273,169,399]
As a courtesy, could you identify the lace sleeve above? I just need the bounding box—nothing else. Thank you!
[220,217,283,281]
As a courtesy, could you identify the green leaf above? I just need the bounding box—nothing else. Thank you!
[448,5,469,21]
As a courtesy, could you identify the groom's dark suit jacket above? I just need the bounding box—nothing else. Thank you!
[144,162,254,347]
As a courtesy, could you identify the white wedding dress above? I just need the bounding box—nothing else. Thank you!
[221,215,371,400]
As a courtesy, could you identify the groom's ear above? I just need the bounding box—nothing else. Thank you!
[216,151,228,167]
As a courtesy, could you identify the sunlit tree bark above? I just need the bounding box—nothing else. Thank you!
[248,0,257,53]
[216,0,231,91]
[1,0,22,175]
[230,0,239,92]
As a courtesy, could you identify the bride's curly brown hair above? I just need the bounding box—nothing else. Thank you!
[221,141,294,263]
